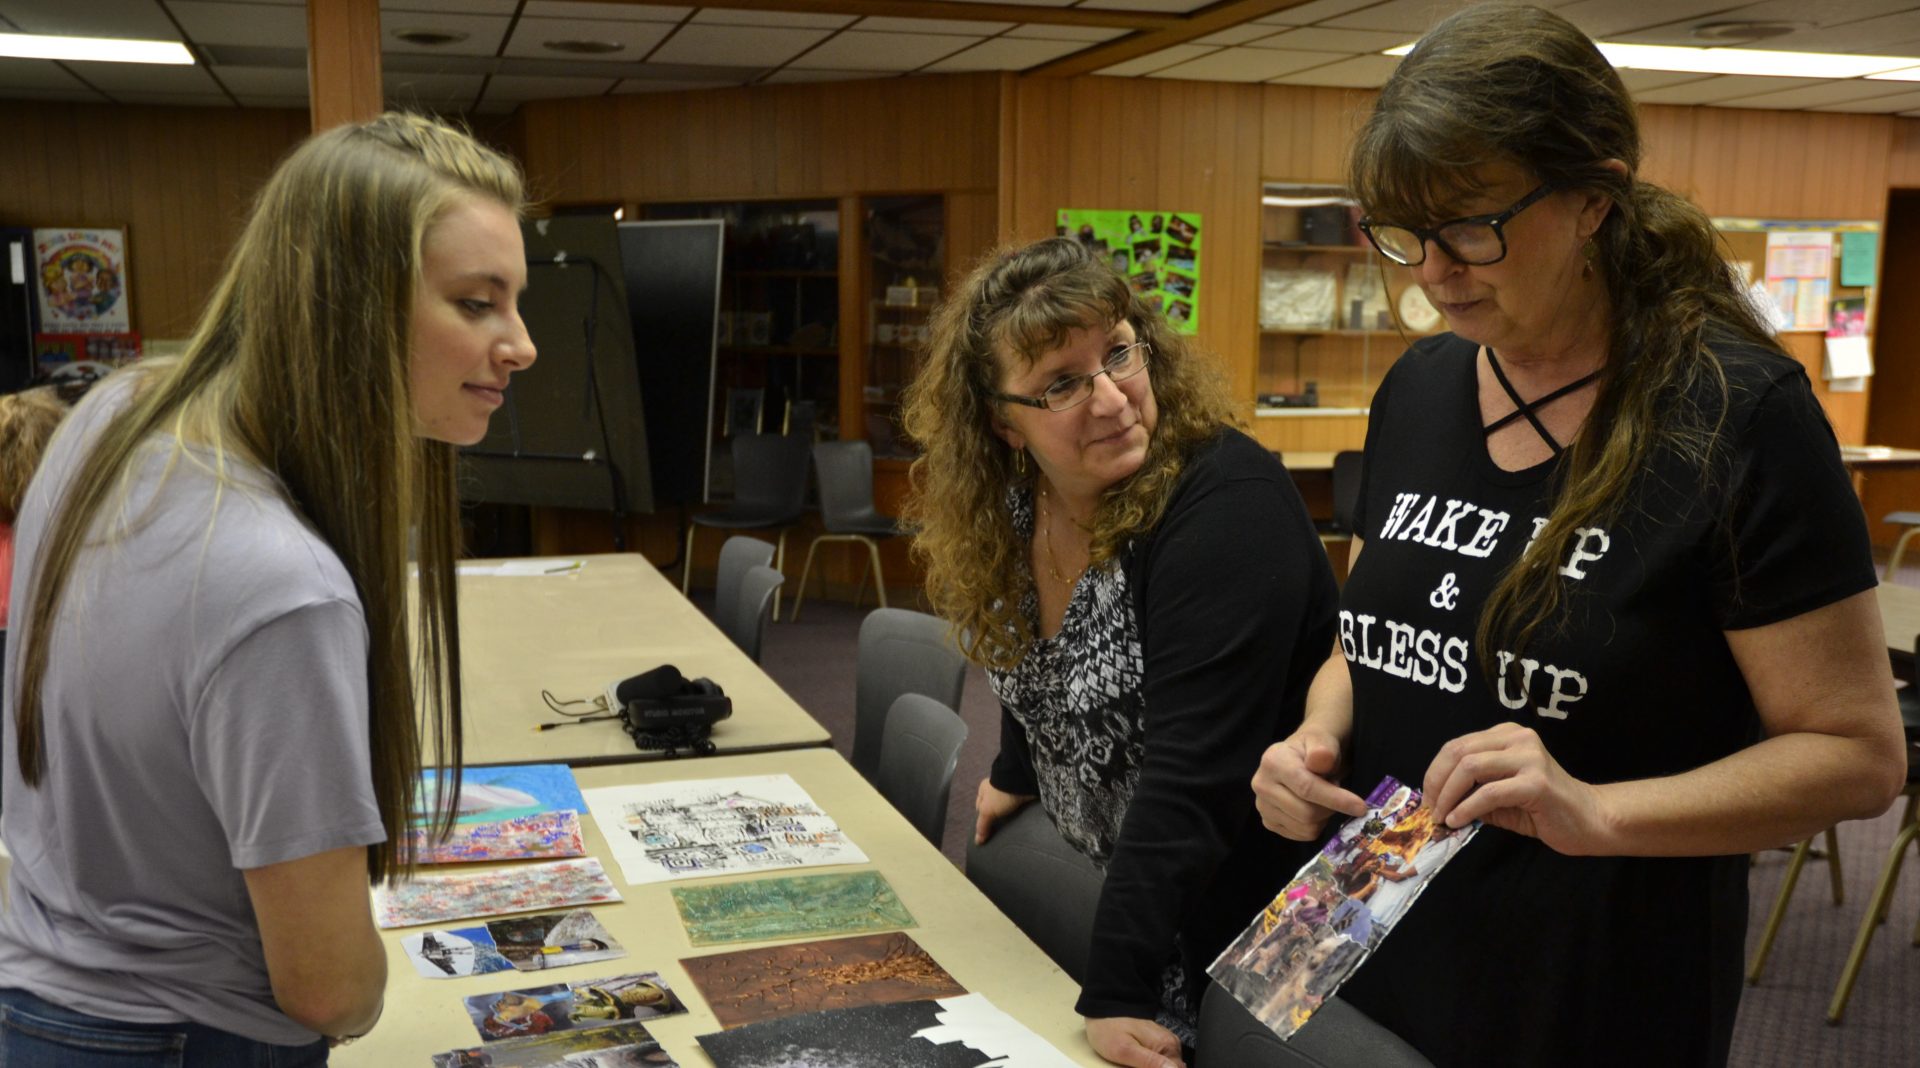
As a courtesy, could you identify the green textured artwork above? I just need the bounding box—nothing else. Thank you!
[671,870,915,946]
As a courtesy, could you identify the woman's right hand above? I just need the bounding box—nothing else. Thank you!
[974,778,1036,845]
[1252,726,1369,841]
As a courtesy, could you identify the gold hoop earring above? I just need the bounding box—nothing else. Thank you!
[1014,449,1027,476]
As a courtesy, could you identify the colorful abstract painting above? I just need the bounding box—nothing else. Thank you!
[432,1019,675,1067]
[463,971,686,1042]
[672,870,914,946]
[413,764,590,864]
[374,858,622,929]
[681,932,964,1030]
[582,775,867,885]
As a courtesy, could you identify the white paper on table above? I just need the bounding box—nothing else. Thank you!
[455,558,585,577]
[1824,335,1874,380]
[913,994,1081,1067]
[582,774,867,885]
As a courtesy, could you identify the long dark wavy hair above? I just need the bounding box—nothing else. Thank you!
[1351,2,1781,668]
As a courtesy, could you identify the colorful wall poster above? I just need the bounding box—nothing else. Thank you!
[413,764,590,864]
[373,858,621,929]
[682,931,964,1029]
[671,870,914,946]
[33,228,130,332]
[696,994,1077,1068]
[581,774,867,885]
[1763,231,1834,332]
[1207,776,1480,1041]
[1055,209,1203,335]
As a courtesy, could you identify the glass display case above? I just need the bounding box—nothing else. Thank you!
[860,195,944,459]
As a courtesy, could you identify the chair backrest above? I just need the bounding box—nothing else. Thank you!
[719,565,783,663]
[1330,450,1365,534]
[731,433,812,518]
[964,804,1105,983]
[854,608,967,780]
[714,536,776,641]
[1195,985,1434,1068]
[873,694,968,848]
[813,439,878,530]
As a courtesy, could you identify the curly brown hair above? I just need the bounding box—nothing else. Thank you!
[899,237,1235,670]
[0,388,68,523]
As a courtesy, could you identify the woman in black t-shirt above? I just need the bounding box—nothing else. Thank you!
[901,238,1336,1068]
[1250,6,1907,1066]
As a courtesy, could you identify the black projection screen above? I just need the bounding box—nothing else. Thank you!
[461,216,655,516]
[616,219,724,507]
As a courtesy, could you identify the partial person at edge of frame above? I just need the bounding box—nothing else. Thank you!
[902,236,1338,1068]
[0,112,536,1063]
[1251,5,1907,1066]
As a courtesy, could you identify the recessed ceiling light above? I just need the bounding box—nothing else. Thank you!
[0,31,193,65]
[393,29,470,47]
[543,39,626,55]
[1383,39,1920,81]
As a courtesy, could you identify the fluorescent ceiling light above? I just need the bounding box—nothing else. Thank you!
[1262,195,1354,207]
[0,31,193,65]
[1384,39,1920,81]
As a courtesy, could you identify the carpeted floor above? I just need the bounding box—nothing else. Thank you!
[737,591,1920,1067]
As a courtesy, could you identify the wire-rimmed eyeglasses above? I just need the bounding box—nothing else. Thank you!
[1358,183,1556,267]
[990,341,1152,413]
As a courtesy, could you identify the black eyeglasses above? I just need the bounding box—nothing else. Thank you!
[991,341,1152,412]
[1358,183,1556,267]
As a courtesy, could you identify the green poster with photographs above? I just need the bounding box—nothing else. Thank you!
[1056,209,1203,335]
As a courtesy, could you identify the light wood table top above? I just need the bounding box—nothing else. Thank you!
[1842,445,1920,469]
[452,554,829,767]
[1279,450,1337,473]
[334,749,1103,1067]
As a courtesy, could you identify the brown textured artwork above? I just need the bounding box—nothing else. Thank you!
[680,931,966,1029]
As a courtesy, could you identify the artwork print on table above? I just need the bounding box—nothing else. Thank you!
[681,931,965,1029]
[671,869,915,946]
[581,775,868,885]
[374,858,622,929]
[403,909,626,979]
[463,971,686,1042]
[412,764,590,864]
[1206,776,1480,1040]
[696,993,1078,1068]
[431,1019,676,1067]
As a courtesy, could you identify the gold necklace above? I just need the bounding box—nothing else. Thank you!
[1038,485,1084,585]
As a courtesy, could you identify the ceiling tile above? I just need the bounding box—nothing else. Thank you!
[480,73,616,102]
[1152,46,1336,82]
[0,85,109,103]
[690,9,854,29]
[1096,43,1216,77]
[167,2,305,49]
[234,95,310,110]
[1195,25,1286,47]
[612,76,744,92]
[938,0,1076,6]
[1707,79,1920,111]
[1631,74,1826,105]
[1252,0,1379,25]
[759,68,893,83]
[211,64,309,96]
[383,13,514,56]
[120,92,232,107]
[68,62,225,94]
[1815,88,1920,113]
[1004,24,1129,43]
[1266,53,1402,87]
[384,70,485,110]
[789,31,979,71]
[1615,69,1713,91]
[0,56,86,90]
[852,16,1013,35]
[1322,0,1480,34]
[1552,0,1779,40]
[924,36,1086,71]
[0,0,176,38]
[383,0,519,14]
[504,17,673,61]
[524,1,690,18]
[1089,0,1214,11]
[648,24,833,67]
[1726,12,1920,56]
[1250,26,1412,53]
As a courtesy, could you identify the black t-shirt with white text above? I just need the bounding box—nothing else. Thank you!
[1334,333,1876,1066]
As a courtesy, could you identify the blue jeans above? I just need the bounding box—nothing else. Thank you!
[0,989,328,1067]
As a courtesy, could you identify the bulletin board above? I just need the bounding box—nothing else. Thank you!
[1055,209,1202,334]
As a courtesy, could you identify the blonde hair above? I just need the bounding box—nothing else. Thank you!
[1352,4,1772,669]
[0,388,67,523]
[11,113,525,882]
[900,237,1234,670]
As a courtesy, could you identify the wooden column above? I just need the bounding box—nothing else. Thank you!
[307,0,382,132]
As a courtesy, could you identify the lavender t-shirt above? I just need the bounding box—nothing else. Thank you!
[0,374,386,1045]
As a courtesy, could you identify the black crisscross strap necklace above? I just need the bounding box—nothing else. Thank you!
[1481,348,1601,456]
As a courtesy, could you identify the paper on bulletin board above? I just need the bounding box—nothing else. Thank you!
[1056,209,1202,334]
[1764,232,1833,332]
[1841,232,1879,287]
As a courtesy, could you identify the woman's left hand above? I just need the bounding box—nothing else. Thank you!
[1422,722,1614,856]
[1085,1015,1186,1068]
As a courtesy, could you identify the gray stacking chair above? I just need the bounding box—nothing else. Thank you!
[964,803,1105,983]
[873,694,968,848]
[684,432,811,617]
[853,608,967,782]
[1195,984,1434,1068]
[789,440,902,622]
[716,564,783,664]
[712,536,776,654]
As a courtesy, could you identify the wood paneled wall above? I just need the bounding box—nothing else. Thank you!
[0,103,308,340]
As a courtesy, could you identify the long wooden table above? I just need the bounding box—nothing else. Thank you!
[452,554,830,766]
[334,749,1103,1067]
